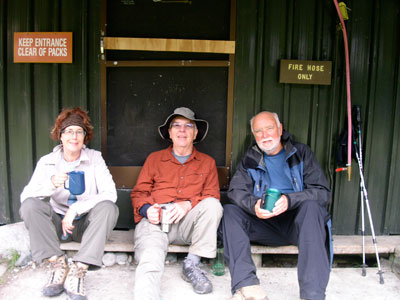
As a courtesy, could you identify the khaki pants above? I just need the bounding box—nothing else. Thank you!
[133,197,223,300]
[20,197,119,267]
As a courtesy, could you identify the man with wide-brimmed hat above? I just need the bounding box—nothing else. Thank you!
[131,107,223,300]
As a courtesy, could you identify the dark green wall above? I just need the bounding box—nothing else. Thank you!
[1,0,399,235]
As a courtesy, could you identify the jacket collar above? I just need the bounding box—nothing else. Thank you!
[281,130,296,157]
[48,144,89,164]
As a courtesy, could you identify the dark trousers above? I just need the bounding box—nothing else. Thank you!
[219,201,330,300]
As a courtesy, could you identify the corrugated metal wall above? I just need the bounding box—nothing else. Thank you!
[1,0,399,235]
[332,0,400,235]
[232,0,400,235]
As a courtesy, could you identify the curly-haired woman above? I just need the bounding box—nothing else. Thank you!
[20,107,119,300]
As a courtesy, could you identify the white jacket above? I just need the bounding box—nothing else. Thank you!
[20,145,117,216]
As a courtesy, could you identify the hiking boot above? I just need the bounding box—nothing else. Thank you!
[182,258,213,294]
[232,285,269,300]
[43,255,69,297]
[64,262,88,300]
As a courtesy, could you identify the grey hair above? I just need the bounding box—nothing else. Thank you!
[250,111,281,132]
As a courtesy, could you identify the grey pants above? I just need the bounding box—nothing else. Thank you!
[20,197,119,267]
[133,197,223,300]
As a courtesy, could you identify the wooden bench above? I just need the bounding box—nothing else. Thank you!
[67,191,400,266]
[60,230,400,267]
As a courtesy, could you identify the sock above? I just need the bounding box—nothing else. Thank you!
[75,261,89,270]
[48,255,59,262]
[186,253,200,265]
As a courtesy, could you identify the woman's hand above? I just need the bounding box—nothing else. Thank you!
[62,208,76,236]
[51,173,68,188]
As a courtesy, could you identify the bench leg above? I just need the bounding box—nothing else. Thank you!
[252,254,262,268]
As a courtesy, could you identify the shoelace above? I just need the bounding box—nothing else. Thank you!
[67,266,87,295]
[71,266,87,279]
[52,257,66,269]
[48,259,67,284]
[185,262,209,283]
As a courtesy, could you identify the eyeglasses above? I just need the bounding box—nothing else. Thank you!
[62,129,86,137]
[170,122,195,130]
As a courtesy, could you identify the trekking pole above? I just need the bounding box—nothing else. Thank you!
[359,154,367,277]
[354,150,384,283]
[353,106,367,276]
[353,105,384,284]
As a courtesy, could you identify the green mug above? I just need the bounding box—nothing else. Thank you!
[263,188,281,211]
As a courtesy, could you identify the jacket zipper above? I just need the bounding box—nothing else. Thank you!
[293,178,300,191]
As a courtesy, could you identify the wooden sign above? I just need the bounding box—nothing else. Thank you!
[279,59,332,85]
[14,32,73,63]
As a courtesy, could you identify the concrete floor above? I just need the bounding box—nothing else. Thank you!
[0,259,399,300]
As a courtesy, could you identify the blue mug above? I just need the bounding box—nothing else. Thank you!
[64,171,85,196]
[61,171,85,241]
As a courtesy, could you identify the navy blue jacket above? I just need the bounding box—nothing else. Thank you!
[228,130,331,215]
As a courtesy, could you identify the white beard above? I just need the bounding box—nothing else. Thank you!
[257,137,281,155]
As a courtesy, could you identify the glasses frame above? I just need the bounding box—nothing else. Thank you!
[61,129,87,137]
[169,122,196,130]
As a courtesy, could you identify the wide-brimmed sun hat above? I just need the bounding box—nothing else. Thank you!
[158,107,209,144]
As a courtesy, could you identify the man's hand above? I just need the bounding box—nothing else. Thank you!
[147,203,161,224]
[62,208,77,236]
[255,195,288,219]
[272,195,288,216]
[51,173,68,188]
[169,201,192,224]
[255,199,275,219]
